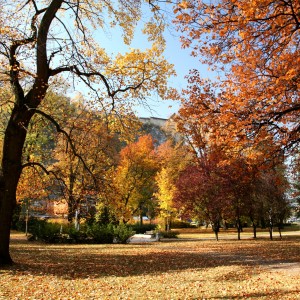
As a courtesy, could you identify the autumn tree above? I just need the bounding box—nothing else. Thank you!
[49,99,139,222]
[1,88,60,217]
[174,162,226,241]
[109,135,158,223]
[174,86,290,240]
[155,140,190,230]
[174,0,300,154]
[0,0,175,265]
[291,156,300,218]
[255,165,290,240]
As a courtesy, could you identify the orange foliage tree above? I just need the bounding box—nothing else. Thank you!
[174,78,290,239]
[50,99,139,222]
[174,0,300,153]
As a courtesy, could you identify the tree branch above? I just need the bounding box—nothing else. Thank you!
[24,105,97,188]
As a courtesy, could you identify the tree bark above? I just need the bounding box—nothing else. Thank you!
[236,218,242,240]
[212,221,220,241]
[0,175,14,265]
[278,226,282,239]
[253,223,257,239]
[0,0,72,266]
[214,230,219,241]
[269,226,273,240]
[0,107,29,265]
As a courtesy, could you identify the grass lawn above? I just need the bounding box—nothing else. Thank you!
[0,229,299,299]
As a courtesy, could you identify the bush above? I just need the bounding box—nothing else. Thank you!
[21,220,135,244]
[113,224,134,244]
[87,223,114,244]
[25,219,62,243]
[171,220,195,228]
[11,204,22,230]
[38,222,62,243]
[131,223,156,234]
[16,217,43,233]
[66,224,89,243]
[160,230,179,238]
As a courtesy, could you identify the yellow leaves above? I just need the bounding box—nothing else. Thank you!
[0,27,10,35]
[142,21,166,50]
[155,167,176,213]
[109,134,158,221]
[238,30,246,39]
[104,45,175,101]
[285,68,297,80]
[178,1,190,10]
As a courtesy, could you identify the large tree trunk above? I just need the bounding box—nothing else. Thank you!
[0,175,14,265]
[0,108,29,265]
[0,184,17,266]
[0,0,65,266]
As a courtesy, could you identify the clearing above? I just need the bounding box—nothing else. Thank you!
[0,229,299,299]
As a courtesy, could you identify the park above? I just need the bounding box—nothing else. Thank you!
[0,1,300,298]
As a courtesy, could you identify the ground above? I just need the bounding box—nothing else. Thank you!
[0,228,299,299]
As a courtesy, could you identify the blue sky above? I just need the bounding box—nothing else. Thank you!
[135,31,200,119]
[83,7,214,120]
[97,27,211,119]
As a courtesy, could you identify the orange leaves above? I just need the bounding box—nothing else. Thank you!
[109,134,158,221]
[17,167,49,204]
[174,0,300,153]
[5,232,300,299]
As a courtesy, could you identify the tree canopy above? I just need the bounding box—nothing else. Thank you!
[174,0,300,154]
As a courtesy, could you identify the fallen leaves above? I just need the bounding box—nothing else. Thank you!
[1,232,299,299]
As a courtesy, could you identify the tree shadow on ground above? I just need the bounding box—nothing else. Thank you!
[6,236,300,280]
[209,289,300,299]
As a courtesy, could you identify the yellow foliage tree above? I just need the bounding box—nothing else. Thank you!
[155,140,191,230]
[110,135,158,223]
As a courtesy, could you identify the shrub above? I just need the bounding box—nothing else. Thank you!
[160,230,179,238]
[38,222,62,243]
[66,224,89,243]
[21,220,135,244]
[171,220,195,228]
[87,223,114,244]
[95,204,118,225]
[11,204,22,230]
[113,224,134,244]
[26,219,61,243]
[131,223,157,234]
[16,217,44,233]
